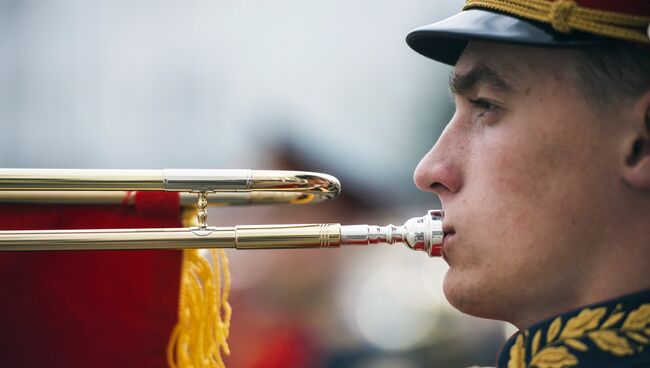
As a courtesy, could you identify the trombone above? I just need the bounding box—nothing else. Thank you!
[0,169,443,256]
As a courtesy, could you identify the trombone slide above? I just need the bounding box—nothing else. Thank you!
[0,169,443,256]
[0,211,444,256]
[0,169,340,202]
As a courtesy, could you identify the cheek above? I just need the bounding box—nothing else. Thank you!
[461,111,589,251]
[469,134,546,210]
[471,107,585,207]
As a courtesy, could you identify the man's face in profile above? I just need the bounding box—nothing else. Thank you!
[413,41,627,327]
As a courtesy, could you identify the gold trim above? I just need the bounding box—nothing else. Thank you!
[464,0,650,44]
[507,303,650,367]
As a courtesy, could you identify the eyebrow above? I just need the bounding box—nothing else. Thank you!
[448,64,514,95]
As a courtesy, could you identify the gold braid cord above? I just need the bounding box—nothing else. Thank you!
[167,207,232,368]
[464,0,650,44]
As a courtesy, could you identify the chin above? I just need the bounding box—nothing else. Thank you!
[442,268,506,321]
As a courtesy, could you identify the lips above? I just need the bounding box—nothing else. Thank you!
[441,223,455,260]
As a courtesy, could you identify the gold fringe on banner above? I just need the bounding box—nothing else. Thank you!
[167,207,232,368]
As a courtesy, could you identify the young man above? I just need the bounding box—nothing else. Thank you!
[408,1,650,367]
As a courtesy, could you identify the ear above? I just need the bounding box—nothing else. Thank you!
[622,91,650,189]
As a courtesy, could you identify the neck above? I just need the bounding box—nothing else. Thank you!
[512,232,650,330]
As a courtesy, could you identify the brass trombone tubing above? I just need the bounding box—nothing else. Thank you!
[0,191,323,206]
[0,211,445,256]
[0,169,341,202]
[0,224,342,251]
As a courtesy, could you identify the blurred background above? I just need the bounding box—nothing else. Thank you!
[0,0,513,366]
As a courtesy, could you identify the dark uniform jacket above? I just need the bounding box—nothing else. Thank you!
[497,289,650,368]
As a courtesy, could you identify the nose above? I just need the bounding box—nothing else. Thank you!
[413,124,464,199]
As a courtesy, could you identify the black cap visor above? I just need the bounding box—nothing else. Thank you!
[406,9,615,65]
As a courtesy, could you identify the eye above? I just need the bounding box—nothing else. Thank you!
[468,98,497,117]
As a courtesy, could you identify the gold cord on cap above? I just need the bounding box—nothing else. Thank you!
[549,0,576,33]
[463,0,650,44]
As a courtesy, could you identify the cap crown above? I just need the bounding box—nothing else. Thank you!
[463,0,650,44]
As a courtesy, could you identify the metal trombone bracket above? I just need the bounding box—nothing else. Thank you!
[196,192,209,229]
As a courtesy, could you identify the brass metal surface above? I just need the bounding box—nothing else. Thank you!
[0,169,163,191]
[235,224,341,249]
[0,168,340,202]
[0,169,443,256]
[0,191,325,206]
[0,225,340,251]
[0,212,443,255]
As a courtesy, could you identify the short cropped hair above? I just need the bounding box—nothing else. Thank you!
[574,45,650,109]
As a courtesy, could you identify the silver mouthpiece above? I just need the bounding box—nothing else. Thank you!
[340,210,444,257]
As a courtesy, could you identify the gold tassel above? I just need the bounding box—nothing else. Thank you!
[167,207,232,368]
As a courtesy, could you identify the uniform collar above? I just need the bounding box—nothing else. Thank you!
[497,289,650,368]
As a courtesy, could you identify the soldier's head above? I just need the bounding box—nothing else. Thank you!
[410,0,650,328]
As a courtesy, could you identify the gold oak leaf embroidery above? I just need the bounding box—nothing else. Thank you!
[529,346,578,368]
[560,308,606,338]
[531,330,542,356]
[508,334,526,368]
[588,330,634,356]
[601,311,625,329]
[547,317,562,343]
[626,331,649,344]
[515,304,650,367]
[563,339,588,352]
[622,304,650,330]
